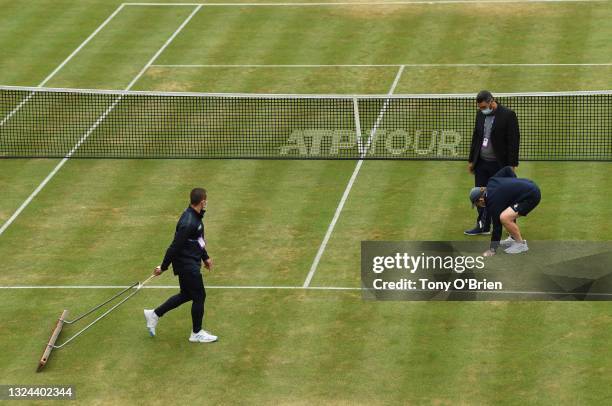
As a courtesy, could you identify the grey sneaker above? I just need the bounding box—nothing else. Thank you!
[500,236,515,248]
[504,241,528,254]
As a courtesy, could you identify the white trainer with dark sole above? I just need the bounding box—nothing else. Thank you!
[189,330,218,343]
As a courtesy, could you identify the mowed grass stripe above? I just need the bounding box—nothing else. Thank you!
[550,6,609,90]
[152,6,249,70]
[484,302,550,403]
[235,9,359,90]
[45,5,195,89]
[520,163,612,240]
[558,2,612,63]
[312,162,612,288]
[140,64,399,93]
[0,159,228,285]
[483,303,612,404]
[393,303,495,403]
[525,5,595,90]
[310,161,469,287]
[204,160,357,286]
[2,289,610,403]
[154,3,612,65]
[0,160,60,224]
[0,159,245,286]
[0,160,181,285]
[394,65,612,93]
[0,6,200,252]
[0,0,121,86]
[0,159,359,287]
[149,6,403,93]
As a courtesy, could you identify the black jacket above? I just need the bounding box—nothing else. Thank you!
[161,207,209,274]
[485,166,540,250]
[469,104,520,167]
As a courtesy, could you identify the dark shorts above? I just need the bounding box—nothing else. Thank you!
[511,189,541,216]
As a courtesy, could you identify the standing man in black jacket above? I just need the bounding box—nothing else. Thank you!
[144,188,217,343]
[465,90,520,236]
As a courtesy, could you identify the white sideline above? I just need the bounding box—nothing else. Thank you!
[40,6,128,87]
[0,4,126,128]
[124,0,608,6]
[0,5,202,238]
[152,63,612,68]
[302,65,405,288]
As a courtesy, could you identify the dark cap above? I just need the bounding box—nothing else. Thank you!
[469,187,485,207]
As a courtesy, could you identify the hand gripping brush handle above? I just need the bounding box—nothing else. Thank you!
[37,274,157,372]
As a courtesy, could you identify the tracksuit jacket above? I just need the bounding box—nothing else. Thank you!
[161,206,209,274]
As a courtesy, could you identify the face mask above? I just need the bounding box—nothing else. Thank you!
[481,107,493,115]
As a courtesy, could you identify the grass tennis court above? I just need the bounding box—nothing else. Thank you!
[1,0,611,404]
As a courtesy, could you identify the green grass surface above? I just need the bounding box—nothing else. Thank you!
[2,290,611,404]
[1,0,611,404]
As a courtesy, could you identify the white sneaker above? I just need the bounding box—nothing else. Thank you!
[144,309,159,337]
[504,240,528,254]
[499,236,515,248]
[189,330,218,343]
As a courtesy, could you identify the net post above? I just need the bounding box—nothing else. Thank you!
[37,309,68,372]
[352,97,363,156]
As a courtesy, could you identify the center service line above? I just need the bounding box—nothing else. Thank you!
[152,63,612,68]
[0,5,202,238]
[302,65,405,288]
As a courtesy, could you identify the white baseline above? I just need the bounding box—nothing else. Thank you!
[124,1,609,7]
[1,285,611,297]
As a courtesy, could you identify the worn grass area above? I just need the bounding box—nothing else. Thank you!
[1,0,611,404]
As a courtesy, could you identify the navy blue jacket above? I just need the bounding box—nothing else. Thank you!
[161,207,209,274]
[486,166,540,250]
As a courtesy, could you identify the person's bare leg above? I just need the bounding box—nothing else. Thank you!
[500,208,523,242]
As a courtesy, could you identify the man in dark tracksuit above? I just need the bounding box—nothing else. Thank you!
[469,166,541,256]
[144,188,217,343]
[465,90,520,236]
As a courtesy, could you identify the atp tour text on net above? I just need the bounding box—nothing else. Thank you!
[370,253,503,292]
[280,129,462,156]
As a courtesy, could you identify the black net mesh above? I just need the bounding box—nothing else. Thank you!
[1,87,610,160]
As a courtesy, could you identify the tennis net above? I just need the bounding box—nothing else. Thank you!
[1,85,610,160]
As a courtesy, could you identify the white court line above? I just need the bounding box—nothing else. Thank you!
[0,5,202,238]
[302,65,405,288]
[0,4,126,128]
[1,285,611,296]
[0,285,358,290]
[152,63,612,68]
[125,0,608,6]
